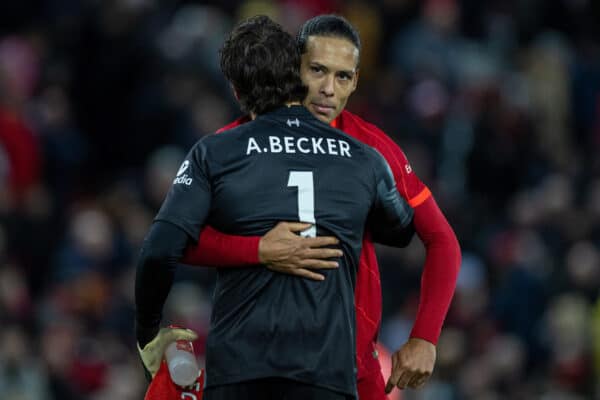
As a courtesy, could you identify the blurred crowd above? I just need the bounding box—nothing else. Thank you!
[0,0,599,399]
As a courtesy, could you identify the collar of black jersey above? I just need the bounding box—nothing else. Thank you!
[258,105,315,120]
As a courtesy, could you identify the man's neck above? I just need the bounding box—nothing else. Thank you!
[250,102,303,120]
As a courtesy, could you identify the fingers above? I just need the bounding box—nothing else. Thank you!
[279,222,340,246]
[385,356,403,394]
[273,222,341,247]
[408,373,430,389]
[268,265,325,280]
[303,248,343,260]
[137,327,198,381]
[386,351,425,393]
[385,376,398,393]
[386,367,431,392]
[288,268,326,281]
[386,370,416,392]
[281,221,314,232]
[300,259,341,269]
[161,327,198,343]
[303,236,339,247]
[395,370,413,390]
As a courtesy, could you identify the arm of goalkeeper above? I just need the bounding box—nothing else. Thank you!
[135,221,199,380]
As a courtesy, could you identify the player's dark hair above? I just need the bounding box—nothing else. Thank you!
[297,15,361,61]
[220,15,308,115]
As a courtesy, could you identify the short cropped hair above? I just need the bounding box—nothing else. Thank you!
[220,15,308,115]
[297,15,361,60]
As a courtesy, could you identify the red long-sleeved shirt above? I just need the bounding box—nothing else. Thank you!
[182,110,461,378]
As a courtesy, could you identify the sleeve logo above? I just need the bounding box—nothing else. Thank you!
[174,160,193,185]
[177,160,190,176]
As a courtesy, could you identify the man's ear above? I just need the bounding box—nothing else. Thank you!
[231,85,239,100]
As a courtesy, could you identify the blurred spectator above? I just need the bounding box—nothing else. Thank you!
[0,324,50,400]
[32,83,89,203]
[0,36,42,208]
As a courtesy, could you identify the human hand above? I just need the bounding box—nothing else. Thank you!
[137,327,198,380]
[258,222,342,281]
[385,338,436,392]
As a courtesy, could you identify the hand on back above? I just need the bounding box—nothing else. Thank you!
[259,222,343,281]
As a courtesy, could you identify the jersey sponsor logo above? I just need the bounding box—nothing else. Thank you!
[246,136,352,157]
[405,164,412,174]
[177,160,190,176]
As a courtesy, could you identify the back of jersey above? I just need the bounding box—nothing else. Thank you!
[156,106,391,397]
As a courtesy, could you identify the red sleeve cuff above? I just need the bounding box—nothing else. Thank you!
[235,235,261,265]
[182,226,261,267]
[409,320,442,345]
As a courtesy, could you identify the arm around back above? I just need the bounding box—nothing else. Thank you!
[181,223,343,281]
[182,225,261,266]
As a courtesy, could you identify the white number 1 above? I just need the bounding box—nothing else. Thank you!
[287,171,316,237]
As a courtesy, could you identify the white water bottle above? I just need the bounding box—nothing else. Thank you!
[165,339,199,387]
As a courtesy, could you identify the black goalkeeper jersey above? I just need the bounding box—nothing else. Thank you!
[154,105,413,397]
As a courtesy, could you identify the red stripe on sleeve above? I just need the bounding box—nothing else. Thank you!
[408,187,431,208]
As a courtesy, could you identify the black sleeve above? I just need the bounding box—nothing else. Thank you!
[135,221,190,347]
[367,150,415,247]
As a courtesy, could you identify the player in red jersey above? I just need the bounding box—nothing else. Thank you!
[173,15,461,400]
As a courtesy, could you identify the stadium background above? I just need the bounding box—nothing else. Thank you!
[1,0,600,398]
